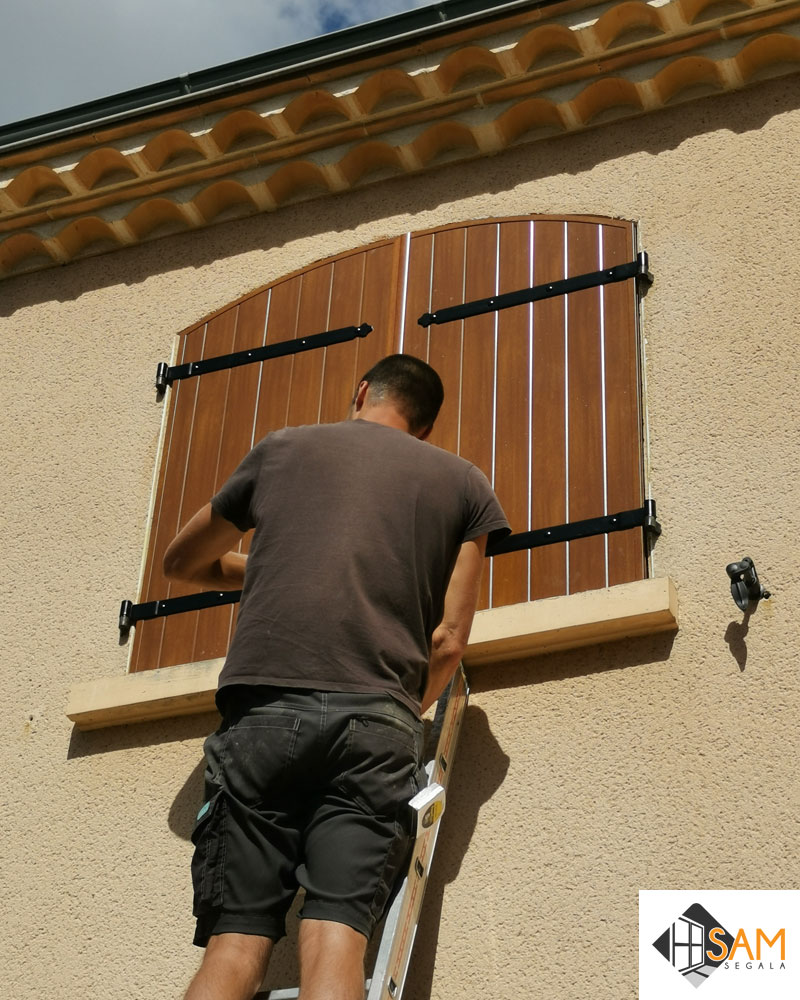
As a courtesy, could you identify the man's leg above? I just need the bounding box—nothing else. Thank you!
[184,932,273,1000]
[298,919,368,1000]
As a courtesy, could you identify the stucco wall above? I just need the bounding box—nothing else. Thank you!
[2,74,798,998]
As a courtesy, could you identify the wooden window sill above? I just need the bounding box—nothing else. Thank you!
[66,577,678,731]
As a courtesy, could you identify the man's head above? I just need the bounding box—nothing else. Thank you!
[352,354,444,438]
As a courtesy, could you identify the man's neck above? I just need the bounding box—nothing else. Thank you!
[349,381,428,439]
[355,407,411,434]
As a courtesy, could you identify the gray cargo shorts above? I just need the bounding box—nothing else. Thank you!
[191,685,426,946]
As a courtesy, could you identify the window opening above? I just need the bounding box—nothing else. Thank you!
[127,218,652,670]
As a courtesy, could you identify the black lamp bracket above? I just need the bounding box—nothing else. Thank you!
[726,557,771,613]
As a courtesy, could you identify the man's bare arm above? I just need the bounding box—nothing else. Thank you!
[163,503,247,590]
[420,534,487,715]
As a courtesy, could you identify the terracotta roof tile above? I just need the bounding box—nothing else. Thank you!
[2,0,799,278]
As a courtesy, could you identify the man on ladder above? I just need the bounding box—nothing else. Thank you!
[164,354,509,1000]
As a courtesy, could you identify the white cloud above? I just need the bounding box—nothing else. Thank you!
[0,0,434,127]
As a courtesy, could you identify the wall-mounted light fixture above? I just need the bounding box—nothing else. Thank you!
[726,557,771,613]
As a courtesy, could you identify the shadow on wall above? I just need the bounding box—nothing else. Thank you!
[2,75,798,317]
[478,629,677,694]
[169,756,208,841]
[66,709,220,760]
[401,631,675,996]
[405,705,510,1000]
[724,609,753,672]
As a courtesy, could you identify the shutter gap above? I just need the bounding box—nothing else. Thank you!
[398,233,411,354]
[352,250,367,390]
[317,265,335,425]
[563,223,570,595]
[489,224,500,608]
[249,289,272,450]
[284,277,303,428]
[599,226,610,589]
[426,234,435,362]
[527,218,534,603]
[457,227,466,458]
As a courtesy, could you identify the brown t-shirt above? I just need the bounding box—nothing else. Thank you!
[212,419,509,714]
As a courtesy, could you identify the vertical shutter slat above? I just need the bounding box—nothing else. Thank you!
[566,221,607,595]
[402,233,434,362]
[191,293,271,664]
[427,228,466,457]
[286,264,335,427]
[319,252,367,423]
[223,290,273,649]
[602,225,646,586]
[157,309,240,668]
[459,224,498,611]
[130,331,195,672]
[530,220,568,601]
[358,242,403,369]
[493,220,533,608]
[252,277,302,442]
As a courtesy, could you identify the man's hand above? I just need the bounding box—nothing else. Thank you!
[420,535,487,714]
[163,503,247,590]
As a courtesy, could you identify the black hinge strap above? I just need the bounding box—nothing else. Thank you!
[486,500,661,557]
[418,252,652,328]
[119,589,241,633]
[155,323,373,391]
[119,501,660,635]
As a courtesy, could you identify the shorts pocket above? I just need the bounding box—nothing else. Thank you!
[370,819,413,927]
[191,790,226,916]
[222,713,300,807]
[336,717,422,821]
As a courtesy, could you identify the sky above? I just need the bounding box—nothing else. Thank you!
[0,0,436,128]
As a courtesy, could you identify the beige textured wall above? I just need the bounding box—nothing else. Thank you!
[2,74,798,999]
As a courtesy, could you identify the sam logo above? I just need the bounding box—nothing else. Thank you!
[653,903,787,988]
[653,903,734,988]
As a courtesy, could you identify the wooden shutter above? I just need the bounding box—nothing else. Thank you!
[130,216,644,673]
[130,240,401,672]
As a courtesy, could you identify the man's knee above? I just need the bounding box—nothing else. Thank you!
[300,918,367,948]
[207,931,273,963]
[203,931,273,985]
[299,918,367,971]
[185,933,273,1000]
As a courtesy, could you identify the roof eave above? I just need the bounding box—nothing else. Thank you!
[0,0,563,155]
